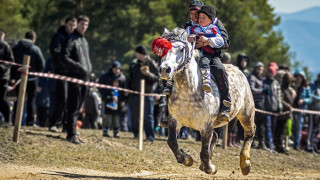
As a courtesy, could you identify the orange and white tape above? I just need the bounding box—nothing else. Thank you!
[28,71,165,97]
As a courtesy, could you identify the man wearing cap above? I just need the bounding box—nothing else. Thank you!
[128,45,160,141]
[248,62,267,150]
[98,61,126,137]
[237,53,250,77]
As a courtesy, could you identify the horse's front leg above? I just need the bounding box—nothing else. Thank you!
[199,124,217,175]
[167,116,193,167]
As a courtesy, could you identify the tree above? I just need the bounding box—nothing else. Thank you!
[1,0,296,76]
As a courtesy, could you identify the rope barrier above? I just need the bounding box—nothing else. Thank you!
[0,59,164,97]
[2,59,320,115]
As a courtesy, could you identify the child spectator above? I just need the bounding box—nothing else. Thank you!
[99,61,126,138]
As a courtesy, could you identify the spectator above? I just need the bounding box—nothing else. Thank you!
[49,15,77,132]
[248,62,266,150]
[36,58,52,127]
[274,73,294,154]
[306,74,320,153]
[262,63,282,152]
[98,61,126,137]
[0,29,15,126]
[60,15,91,144]
[221,52,231,64]
[128,45,160,141]
[236,53,250,77]
[292,70,312,151]
[12,30,45,126]
[83,73,101,129]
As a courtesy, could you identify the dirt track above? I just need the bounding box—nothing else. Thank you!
[0,127,320,179]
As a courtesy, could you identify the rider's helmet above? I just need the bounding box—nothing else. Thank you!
[189,0,204,11]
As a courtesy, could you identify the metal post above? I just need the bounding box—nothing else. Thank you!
[13,55,30,143]
[138,80,145,150]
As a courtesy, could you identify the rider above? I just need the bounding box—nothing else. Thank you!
[163,5,223,94]
[161,1,231,126]
[162,0,204,95]
[187,5,225,93]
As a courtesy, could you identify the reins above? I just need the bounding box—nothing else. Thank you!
[173,40,195,73]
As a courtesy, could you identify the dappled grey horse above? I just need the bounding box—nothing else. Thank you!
[152,28,256,175]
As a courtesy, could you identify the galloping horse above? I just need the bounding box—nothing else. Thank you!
[152,28,256,175]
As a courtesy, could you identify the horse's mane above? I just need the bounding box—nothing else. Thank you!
[163,28,188,42]
[162,28,200,61]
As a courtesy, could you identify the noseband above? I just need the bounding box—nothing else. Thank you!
[167,40,195,73]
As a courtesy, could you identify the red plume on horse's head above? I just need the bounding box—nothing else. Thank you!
[152,37,173,57]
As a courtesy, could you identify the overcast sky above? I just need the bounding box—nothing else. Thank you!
[268,0,320,13]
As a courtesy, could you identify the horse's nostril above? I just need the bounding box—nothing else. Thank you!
[166,67,171,74]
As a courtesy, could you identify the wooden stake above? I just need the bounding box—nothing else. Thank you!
[138,80,145,150]
[222,124,228,149]
[13,55,30,143]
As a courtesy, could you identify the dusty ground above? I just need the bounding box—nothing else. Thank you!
[0,127,319,180]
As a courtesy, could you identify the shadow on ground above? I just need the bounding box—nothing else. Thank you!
[41,171,167,180]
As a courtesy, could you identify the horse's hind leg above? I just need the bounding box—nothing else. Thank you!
[167,116,193,167]
[238,112,256,175]
[199,124,217,175]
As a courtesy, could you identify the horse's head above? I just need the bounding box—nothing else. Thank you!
[152,28,191,80]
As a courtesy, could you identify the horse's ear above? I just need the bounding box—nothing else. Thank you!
[179,30,187,41]
[163,28,170,35]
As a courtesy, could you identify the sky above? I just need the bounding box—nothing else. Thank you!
[268,0,320,13]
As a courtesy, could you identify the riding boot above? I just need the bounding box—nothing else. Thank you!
[162,79,173,95]
[209,57,231,122]
[200,68,212,93]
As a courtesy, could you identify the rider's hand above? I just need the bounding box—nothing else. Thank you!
[187,34,197,43]
[199,36,209,46]
[195,41,203,48]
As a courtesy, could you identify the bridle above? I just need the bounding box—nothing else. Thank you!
[164,39,195,73]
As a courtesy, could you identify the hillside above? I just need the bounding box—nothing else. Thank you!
[276,7,320,78]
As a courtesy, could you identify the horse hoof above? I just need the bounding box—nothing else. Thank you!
[184,154,193,167]
[240,160,251,175]
[205,164,217,175]
[199,164,204,171]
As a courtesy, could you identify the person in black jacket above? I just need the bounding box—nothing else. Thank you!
[128,45,160,141]
[0,30,15,126]
[98,61,126,138]
[48,16,77,132]
[12,30,45,126]
[60,15,92,144]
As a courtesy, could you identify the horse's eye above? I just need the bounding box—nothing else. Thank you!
[180,48,184,52]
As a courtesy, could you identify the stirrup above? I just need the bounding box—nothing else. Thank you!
[162,87,171,95]
[218,103,231,122]
[223,100,231,107]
